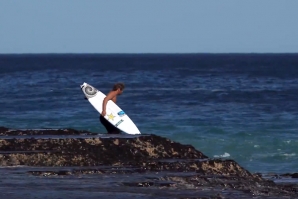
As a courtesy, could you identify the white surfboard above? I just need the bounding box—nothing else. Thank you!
[80,82,141,135]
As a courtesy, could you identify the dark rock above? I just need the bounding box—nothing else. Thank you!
[0,128,98,136]
[281,173,298,178]
[0,134,208,166]
[292,173,298,178]
[0,127,297,198]
[0,126,9,134]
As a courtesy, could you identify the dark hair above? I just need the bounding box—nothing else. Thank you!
[112,82,125,91]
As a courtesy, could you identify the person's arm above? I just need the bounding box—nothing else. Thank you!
[101,91,117,116]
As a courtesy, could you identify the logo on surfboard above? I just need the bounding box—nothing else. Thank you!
[117,111,126,117]
[82,83,98,98]
[115,119,124,127]
[107,113,115,121]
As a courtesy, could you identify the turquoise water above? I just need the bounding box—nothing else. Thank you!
[1,54,298,174]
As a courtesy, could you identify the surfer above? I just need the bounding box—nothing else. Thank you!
[100,83,125,134]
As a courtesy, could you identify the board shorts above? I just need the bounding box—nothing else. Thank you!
[99,115,121,134]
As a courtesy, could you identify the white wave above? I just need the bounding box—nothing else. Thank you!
[0,165,29,168]
[254,152,296,158]
[211,89,226,92]
[282,153,296,157]
[213,152,230,158]
[254,145,260,148]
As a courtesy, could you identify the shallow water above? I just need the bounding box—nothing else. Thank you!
[1,165,295,199]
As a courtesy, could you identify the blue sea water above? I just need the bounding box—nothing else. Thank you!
[0,53,297,174]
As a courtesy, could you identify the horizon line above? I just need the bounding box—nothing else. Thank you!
[0,52,298,55]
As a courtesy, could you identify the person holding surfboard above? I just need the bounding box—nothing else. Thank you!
[82,82,140,134]
[100,83,125,134]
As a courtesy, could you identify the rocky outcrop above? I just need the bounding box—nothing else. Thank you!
[0,127,297,198]
[0,131,207,166]
[0,127,97,136]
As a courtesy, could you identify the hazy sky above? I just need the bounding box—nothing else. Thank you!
[0,1,297,53]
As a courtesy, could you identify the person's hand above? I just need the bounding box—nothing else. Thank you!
[101,110,106,116]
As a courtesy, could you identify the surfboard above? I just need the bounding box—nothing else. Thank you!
[80,82,141,135]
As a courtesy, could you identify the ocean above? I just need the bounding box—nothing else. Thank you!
[0,53,297,174]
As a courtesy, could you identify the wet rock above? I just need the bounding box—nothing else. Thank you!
[0,126,9,134]
[0,135,208,166]
[0,128,97,136]
[122,181,175,188]
[0,127,297,198]
[280,173,298,178]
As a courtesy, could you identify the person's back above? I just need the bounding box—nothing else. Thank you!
[99,83,125,134]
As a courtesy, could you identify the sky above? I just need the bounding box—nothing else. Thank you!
[0,0,297,53]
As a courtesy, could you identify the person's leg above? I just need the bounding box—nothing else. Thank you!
[99,115,111,133]
[99,115,121,134]
[108,125,121,134]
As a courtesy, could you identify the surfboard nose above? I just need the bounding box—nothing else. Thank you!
[80,82,87,89]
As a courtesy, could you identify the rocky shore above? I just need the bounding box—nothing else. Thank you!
[0,127,297,199]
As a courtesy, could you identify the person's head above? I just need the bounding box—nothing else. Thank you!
[112,82,125,95]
